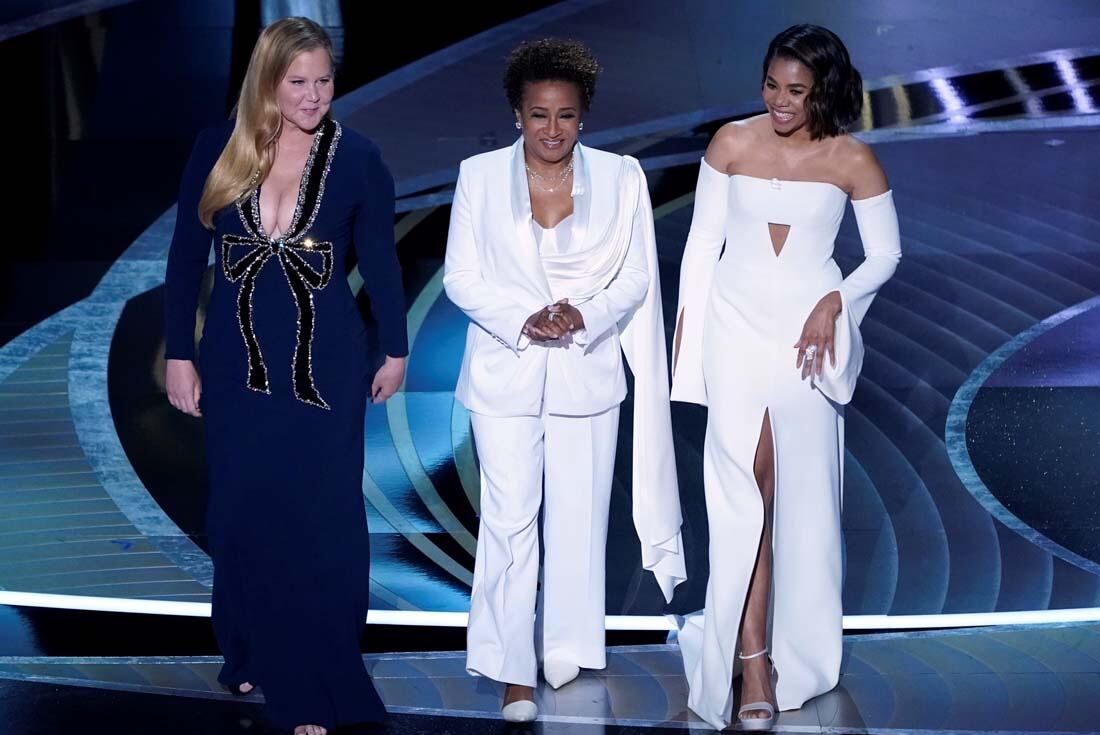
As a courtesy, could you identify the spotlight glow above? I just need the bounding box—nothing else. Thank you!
[1054,56,1098,113]
[930,77,969,123]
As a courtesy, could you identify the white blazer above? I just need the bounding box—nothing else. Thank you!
[444,138,687,601]
[444,139,648,417]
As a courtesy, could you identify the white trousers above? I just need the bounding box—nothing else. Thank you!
[465,405,620,687]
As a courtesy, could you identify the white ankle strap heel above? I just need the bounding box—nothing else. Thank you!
[737,648,776,731]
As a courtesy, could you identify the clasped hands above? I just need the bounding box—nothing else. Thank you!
[522,298,585,342]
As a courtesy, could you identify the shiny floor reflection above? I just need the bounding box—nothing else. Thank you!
[2,622,1097,733]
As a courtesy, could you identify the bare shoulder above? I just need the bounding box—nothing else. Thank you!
[833,135,889,198]
[703,118,761,174]
[833,135,877,171]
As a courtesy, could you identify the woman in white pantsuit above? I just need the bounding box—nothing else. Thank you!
[444,39,685,722]
[671,26,901,731]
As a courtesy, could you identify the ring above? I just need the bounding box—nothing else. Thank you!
[805,344,818,359]
[548,311,557,321]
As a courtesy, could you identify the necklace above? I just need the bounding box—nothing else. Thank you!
[525,156,574,193]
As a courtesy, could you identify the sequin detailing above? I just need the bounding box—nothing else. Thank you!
[222,118,341,408]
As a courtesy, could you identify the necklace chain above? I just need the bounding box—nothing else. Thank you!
[525,156,574,193]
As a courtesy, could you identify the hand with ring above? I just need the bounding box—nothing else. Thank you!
[547,298,585,332]
[794,291,842,379]
[523,305,569,341]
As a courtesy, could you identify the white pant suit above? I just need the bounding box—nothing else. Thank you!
[671,160,901,730]
[444,140,685,688]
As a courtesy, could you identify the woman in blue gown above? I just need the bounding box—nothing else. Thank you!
[163,17,407,734]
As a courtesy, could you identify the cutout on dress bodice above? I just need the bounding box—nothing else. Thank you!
[767,223,790,257]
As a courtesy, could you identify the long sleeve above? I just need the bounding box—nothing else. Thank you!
[669,158,730,406]
[355,144,409,358]
[573,162,652,349]
[839,190,901,324]
[163,128,224,360]
[812,190,900,405]
[442,161,533,351]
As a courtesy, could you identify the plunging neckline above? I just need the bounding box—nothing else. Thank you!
[254,129,325,241]
[532,213,574,232]
[234,118,341,249]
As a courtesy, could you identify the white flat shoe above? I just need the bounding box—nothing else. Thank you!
[501,699,538,722]
[542,656,580,689]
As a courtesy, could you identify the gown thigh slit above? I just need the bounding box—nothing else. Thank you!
[742,407,776,650]
[752,408,776,509]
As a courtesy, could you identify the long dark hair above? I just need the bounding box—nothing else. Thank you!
[762,24,862,140]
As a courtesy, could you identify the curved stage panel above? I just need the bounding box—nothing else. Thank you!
[958,298,1100,572]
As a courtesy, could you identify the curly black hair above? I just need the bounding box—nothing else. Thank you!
[503,38,601,112]
[762,24,863,140]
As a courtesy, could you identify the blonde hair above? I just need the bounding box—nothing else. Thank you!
[198,17,334,228]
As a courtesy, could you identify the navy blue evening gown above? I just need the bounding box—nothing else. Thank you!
[164,117,407,729]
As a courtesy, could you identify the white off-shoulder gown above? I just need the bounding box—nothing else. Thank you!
[671,160,901,730]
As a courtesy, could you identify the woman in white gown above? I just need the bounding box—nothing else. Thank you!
[671,25,901,731]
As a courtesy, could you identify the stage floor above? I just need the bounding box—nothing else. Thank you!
[2,622,1099,733]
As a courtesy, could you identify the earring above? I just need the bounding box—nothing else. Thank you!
[579,122,584,131]
[515,121,521,130]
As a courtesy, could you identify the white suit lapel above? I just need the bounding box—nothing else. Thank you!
[570,142,591,254]
[508,138,553,301]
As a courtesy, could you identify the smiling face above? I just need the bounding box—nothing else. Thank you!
[276,48,334,134]
[762,56,815,137]
[515,79,582,167]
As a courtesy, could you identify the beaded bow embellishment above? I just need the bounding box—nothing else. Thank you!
[222,118,341,409]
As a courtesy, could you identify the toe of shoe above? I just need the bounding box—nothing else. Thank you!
[543,659,581,689]
[502,700,538,722]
